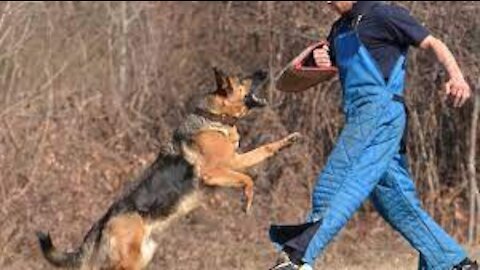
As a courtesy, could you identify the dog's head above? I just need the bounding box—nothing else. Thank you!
[202,67,269,119]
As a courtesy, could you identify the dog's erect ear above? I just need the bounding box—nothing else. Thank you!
[212,67,233,96]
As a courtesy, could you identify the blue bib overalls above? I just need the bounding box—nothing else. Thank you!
[270,16,467,270]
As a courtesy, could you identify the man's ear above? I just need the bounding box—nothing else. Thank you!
[212,67,233,96]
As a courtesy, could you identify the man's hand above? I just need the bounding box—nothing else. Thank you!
[445,77,471,108]
[313,45,332,68]
[420,35,472,108]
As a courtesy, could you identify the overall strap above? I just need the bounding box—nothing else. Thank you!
[392,94,408,154]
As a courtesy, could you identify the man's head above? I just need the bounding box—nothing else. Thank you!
[327,1,356,15]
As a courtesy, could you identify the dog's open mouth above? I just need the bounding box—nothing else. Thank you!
[245,93,268,109]
[245,70,269,109]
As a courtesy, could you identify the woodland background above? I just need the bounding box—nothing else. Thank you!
[0,1,479,269]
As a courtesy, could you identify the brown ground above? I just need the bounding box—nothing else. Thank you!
[1,108,478,270]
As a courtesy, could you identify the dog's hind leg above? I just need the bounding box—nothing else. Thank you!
[202,167,254,213]
[105,214,146,270]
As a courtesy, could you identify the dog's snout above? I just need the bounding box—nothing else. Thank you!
[245,94,268,109]
[246,70,269,109]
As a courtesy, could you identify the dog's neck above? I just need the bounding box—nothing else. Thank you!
[194,108,238,127]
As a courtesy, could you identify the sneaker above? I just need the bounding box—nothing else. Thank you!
[269,262,313,270]
[452,258,478,270]
[269,252,313,270]
[269,261,299,270]
[269,252,296,270]
[298,264,313,270]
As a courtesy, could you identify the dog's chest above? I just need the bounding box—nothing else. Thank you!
[202,123,240,149]
[227,126,240,149]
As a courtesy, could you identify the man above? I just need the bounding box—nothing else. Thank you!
[269,1,477,270]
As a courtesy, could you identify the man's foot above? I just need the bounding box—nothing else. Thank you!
[452,258,478,270]
[269,261,298,270]
[269,252,313,270]
[269,252,294,270]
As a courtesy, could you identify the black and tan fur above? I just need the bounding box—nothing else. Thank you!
[36,68,301,270]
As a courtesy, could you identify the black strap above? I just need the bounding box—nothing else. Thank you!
[392,94,404,103]
[392,94,408,154]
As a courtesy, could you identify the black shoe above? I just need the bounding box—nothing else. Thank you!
[452,258,478,270]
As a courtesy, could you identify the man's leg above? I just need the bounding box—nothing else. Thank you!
[299,101,407,265]
[371,153,467,270]
[269,99,407,267]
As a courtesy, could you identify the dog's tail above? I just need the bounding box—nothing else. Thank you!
[36,231,83,268]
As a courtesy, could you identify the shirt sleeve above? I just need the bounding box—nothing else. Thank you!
[380,5,430,47]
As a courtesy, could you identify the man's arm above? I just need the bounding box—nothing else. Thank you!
[379,3,471,107]
[419,35,472,107]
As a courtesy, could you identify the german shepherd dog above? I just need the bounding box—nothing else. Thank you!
[36,68,302,270]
